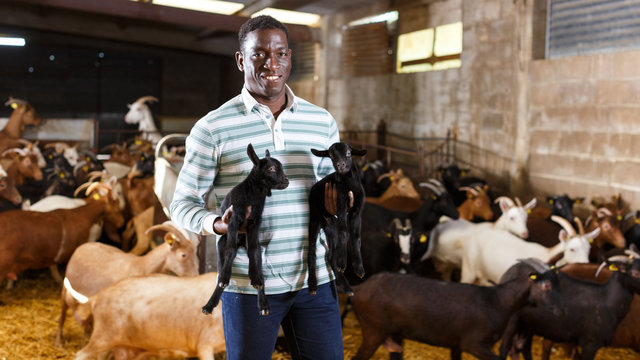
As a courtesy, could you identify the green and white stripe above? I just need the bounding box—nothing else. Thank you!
[170,86,339,295]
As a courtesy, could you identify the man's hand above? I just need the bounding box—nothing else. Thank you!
[213,205,252,235]
[324,183,354,216]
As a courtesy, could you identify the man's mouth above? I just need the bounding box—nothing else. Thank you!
[264,74,281,81]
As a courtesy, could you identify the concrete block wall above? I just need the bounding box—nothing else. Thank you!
[528,50,640,208]
[321,0,640,209]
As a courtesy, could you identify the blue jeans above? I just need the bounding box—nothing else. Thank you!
[221,281,344,360]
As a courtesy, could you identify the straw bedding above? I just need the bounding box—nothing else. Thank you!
[0,271,637,359]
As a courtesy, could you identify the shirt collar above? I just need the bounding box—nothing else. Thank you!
[241,85,298,115]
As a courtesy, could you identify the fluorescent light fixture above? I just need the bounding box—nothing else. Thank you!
[252,8,321,27]
[348,10,398,27]
[0,36,26,46]
[132,0,244,15]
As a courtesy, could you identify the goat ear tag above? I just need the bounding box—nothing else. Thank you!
[135,140,142,145]
[59,173,65,178]
[635,218,640,224]
[529,274,537,280]
[92,193,101,200]
[362,164,369,171]
[166,233,176,245]
[548,199,554,204]
[461,171,466,176]
[420,234,427,243]
[527,209,531,214]
[589,238,594,244]
[609,264,619,272]
[618,215,623,221]
[386,232,392,238]
[10,103,18,110]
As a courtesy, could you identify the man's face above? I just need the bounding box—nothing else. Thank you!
[236,28,292,103]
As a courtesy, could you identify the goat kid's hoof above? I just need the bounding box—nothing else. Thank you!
[252,284,263,290]
[260,308,270,316]
[201,306,213,315]
[218,282,228,289]
[356,269,365,279]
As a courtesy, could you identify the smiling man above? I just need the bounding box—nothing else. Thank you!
[170,15,344,360]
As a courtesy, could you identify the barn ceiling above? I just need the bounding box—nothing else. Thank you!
[0,0,377,56]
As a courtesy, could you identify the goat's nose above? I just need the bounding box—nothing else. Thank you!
[522,230,529,239]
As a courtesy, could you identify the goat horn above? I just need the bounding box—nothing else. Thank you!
[624,248,640,259]
[515,197,523,207]
[74,182,92,197]
[472,184,484,193]
[595,261,608,278]
[494,196,515,209]
[73,160,88,177]
[86,182,111,196]
[86,171,107,182]
[405,218,412,229]
[551,215,577,238]
[420,182,442,196]
[135,96,159,104]
[391,218,403,230]
[376,173,392,183]
[4,97,26,107]
[0,165,6,178]
[428,178,443,187]
[607,255,634,264]
[144,221,189,242]
[459,186,479,196]
[574,217,585,237]
[597,207,612,218]
[517,258,550,274]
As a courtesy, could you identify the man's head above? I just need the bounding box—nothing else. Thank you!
[236,16,292,104]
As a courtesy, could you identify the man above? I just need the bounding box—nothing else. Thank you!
[170,15,344,360]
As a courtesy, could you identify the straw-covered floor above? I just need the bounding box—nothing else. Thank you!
[0,270,638,359]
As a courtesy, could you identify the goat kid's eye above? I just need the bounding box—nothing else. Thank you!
[267,166,276,173]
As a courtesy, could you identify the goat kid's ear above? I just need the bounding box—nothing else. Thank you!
[310,149,330,158]
[247,143,260,166]
[351,148,367,157]
[264,149,271,158]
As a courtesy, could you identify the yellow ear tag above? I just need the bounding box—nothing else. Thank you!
[387,232,392,238]
[636,218,640,224]
[467,193,473,199]
[527,209,531,214]
[575,199,581,204]
[589,238,594,244]
[10,103,18,110]
[431,195,437,200]
[83,165,89,172]
[420,234,427,243]
[166,233,176,245]
[92,193,101,200]
[48,154,53,159]
[618,215,623,221]
[362,164,369,171]
[461,171,467,176]
[59,172,65,178]
[135,140,142,145]
[529,274,537,280]
[609,264,619,272]
[390,176,395,181]
[548,199,554,204]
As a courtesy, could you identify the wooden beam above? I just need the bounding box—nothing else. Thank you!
[10,0,320,42]
[0,2,238,56]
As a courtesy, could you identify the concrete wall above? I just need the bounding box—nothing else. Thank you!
[320,0,640,209]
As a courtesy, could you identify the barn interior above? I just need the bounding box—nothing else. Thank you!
[1,0,640,359]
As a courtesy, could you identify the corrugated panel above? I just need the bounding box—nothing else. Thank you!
[342,22,393,76]
[290,41,316,81]
[547,0,640,58]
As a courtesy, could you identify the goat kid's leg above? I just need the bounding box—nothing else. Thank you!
[335,215,349,272]
[246,229,270,316]
[202,235,235,315]
[307,219,322,295]
[336,271,354,296]
[450,347,462,360]
[348,213,365,278]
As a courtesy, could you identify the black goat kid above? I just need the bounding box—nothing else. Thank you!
[201,143,289,316]
[308,142,367,295]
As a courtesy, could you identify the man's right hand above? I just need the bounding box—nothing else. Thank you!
[213,205,252,235]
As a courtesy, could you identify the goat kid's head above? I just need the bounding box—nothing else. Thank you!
[247,143,289,191]
[311,142,367,175]
[84,182,125,228]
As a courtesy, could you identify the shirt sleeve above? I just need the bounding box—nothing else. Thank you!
[169,119,219,235]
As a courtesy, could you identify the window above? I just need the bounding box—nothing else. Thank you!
[546,0,640,58]
[341,11,397,77]
[397,21,462,73]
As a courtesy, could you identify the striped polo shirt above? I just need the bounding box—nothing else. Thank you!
[170,85,339,295]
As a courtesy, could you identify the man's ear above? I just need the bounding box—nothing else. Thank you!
[235,51,244,72]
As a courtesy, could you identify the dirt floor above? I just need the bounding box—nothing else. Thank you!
[1,271,638,359]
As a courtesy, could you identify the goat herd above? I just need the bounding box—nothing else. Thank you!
[1,97,640,360]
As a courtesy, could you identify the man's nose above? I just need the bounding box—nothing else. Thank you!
[264,53,280,69]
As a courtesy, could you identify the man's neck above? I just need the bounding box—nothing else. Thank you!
[253,91,287,119]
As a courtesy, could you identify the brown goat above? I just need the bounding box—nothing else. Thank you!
[0,165,22,206]
[0,182,123,283]
[1,97,41,138]
[457,184,493,221]
[0,148,43,186]
[55,221,199,347]
[365,169,422,212]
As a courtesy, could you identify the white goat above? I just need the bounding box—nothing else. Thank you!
[423,196,536,281]
[459,215,596,285]
[125,95,162,145]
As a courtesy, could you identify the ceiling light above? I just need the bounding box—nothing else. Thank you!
[252,8,321,27]
[133,0,244,15]
[0,36,26,46]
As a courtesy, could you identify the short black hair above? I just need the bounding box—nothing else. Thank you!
[238,15,289,51]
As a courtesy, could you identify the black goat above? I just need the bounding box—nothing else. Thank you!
[526,194,583,247]
[350,258,558,360]
[307,142,367,296]
[201,143,289,316]
[499,249,640,360]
